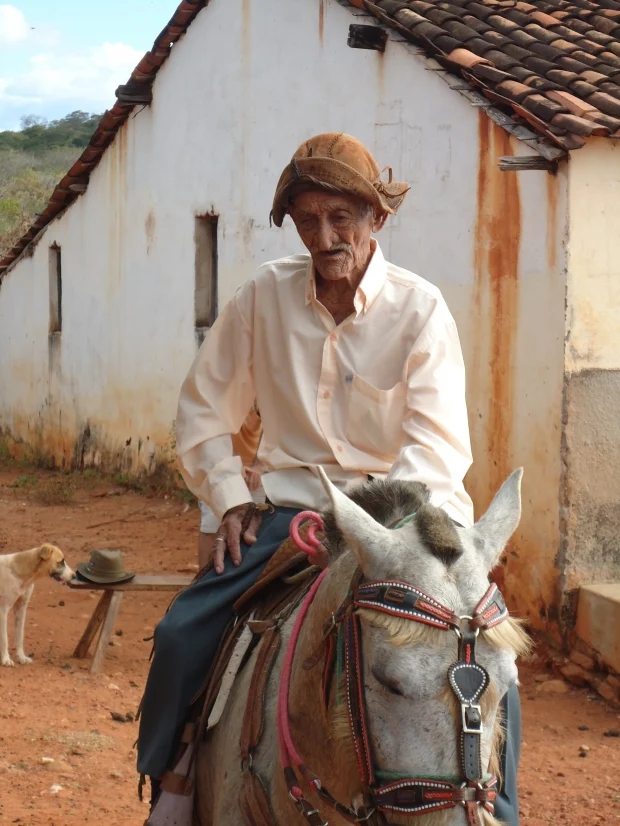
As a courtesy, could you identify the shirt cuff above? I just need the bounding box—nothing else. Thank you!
[209,474,254,522]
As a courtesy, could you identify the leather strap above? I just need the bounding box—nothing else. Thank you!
[354,580,461,630]
[448,629,489,784]
[344,613,374,787]
[240,624,282,760]
[372,777,497,816]
[470,583,508,631]
[159,770,194,796]
[239,769,276,826]
[181,722,194,744]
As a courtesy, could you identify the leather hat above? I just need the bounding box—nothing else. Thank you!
[76,549,135,585]
[271,132,410,227]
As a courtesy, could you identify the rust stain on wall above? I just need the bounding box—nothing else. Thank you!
[319,0,325,46]
[472,112,522,499]
[469,117,562,633]
[546,171,558,273]
[107,122,129,300]
[145,210,156,255]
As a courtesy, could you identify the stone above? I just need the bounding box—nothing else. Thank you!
[579,745,590,757]
[536,679,569,695]
[110,770,124,780]
[578,725,590,731]
[40,757,54,765]
[595,679,618,704]
[534,673,551,683]
[49,784,63,794]
[603,729,620,737]
[570,650,597,671]
[561,663,589,687]
[606,673,620,692]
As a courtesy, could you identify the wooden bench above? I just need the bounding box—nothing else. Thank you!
[68,574,193,673]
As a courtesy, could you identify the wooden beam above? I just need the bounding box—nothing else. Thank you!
[115,84,153,105]
[91,591,124,674]
[73,591,112,659]
[67,573,193,592]
[347,24,388,52]
[498,155,557,171]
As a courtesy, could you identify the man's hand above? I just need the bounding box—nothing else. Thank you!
[242,465,263,492]
[212,504,262,575]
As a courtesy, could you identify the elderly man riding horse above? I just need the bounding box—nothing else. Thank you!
[137,133,521,825]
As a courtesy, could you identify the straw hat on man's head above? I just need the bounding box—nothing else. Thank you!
[271,132,410,228]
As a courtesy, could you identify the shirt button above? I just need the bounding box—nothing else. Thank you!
[323,391,331,399]
[336,444,343,453]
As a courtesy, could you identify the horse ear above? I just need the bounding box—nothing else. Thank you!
[470,469,523,571]
[317,467,393,574]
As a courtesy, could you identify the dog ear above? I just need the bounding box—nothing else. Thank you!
[39,544,53,560]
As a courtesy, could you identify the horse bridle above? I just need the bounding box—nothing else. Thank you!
[279,521,510,826]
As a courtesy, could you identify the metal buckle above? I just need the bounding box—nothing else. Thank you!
[459,782,486,807]
[454,615,480,640]
[355,807,377,822]
[461,703,483,734]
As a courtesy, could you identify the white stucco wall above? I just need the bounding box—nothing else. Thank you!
[0,0,568,625]
[561,139,620,596]
[565,139,620,373]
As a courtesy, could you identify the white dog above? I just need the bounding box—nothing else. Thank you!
[0,543,74,667]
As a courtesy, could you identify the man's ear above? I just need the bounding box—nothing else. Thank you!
[372,211,388,232]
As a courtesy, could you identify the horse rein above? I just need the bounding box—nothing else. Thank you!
[280,511,510,826]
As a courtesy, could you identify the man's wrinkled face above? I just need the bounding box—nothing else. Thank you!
[289,190,385,284]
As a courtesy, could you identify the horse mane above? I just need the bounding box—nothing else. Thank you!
[322,477,463,566]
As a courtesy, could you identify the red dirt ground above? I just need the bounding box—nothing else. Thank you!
[0,466,618,825]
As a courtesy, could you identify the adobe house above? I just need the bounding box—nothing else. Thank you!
[1,0,619,644]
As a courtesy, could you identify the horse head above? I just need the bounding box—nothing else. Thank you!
[311,469,530,825]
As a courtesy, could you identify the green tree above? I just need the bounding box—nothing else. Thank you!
[0,110,102,258]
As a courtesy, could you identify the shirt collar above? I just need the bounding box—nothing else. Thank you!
[304,239,387,315]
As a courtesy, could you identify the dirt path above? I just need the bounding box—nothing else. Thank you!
[0,466,618,825]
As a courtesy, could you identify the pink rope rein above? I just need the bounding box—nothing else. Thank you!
[277,511,327,792]
[289,510,324,562]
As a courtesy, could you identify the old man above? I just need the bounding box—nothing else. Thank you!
[137,133,520,825]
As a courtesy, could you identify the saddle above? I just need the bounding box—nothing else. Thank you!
[155,522,321,822]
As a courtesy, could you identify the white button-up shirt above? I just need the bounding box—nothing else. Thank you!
[176,241,474,526]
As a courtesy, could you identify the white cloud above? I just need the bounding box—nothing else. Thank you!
[1,41,144,112]
[0,5,29,44]
[12,42,144,103]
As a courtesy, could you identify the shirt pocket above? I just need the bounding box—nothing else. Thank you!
[345,374,407,459]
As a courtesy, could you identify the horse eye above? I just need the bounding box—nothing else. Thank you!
[372,667,404,697]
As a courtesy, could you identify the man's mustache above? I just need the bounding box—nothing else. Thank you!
[317,244,353,255]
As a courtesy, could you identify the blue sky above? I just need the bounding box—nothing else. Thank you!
[0,1,178,130]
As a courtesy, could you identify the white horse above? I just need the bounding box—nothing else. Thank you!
[196,469,529,825]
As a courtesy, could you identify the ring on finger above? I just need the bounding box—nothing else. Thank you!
[215,536,226,544]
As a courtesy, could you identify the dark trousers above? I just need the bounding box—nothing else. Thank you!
[136,506,521,825]
[137,507,300,779]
